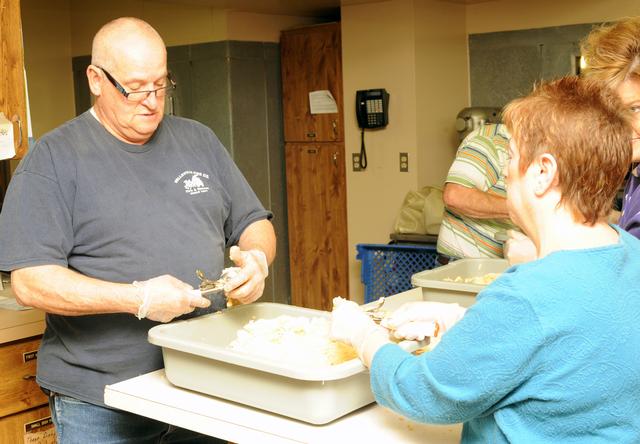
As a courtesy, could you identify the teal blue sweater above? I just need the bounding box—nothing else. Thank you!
[371,227,640,443]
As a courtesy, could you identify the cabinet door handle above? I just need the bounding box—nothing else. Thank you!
[23,374,37,381]
[332,152,337,165]
[306,131,316,138]
[11,114,23,148]
[332,120,337,137]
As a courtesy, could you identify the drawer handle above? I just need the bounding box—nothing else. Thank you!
[12,114,24,149]
[23,374,37,381]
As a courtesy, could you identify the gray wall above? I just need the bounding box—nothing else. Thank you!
[469,23,598,108]
[72,40,290,304]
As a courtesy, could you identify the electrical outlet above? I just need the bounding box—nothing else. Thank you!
[399,152,409,172]
[352,153,362,172]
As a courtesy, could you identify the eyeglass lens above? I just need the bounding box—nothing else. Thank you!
[97,65,175,103]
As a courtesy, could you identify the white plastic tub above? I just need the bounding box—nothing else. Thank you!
[412,258,510,307]
[148,303,373,424]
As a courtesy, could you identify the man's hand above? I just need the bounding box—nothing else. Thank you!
[134,275,210,323]
[225,246,269,304]
[503,229,537,265]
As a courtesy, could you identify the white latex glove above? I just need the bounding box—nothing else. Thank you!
[225,246,269,304]
[381,301,466,341]
[133,275,210,323]
[503,229,537,265]
[330,297,389,363]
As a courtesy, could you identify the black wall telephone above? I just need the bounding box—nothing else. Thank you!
[356,89,390,129]
[356,89,389,170]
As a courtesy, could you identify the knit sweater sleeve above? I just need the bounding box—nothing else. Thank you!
[369,285,543,424]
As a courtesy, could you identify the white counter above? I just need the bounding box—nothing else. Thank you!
[105,369,461,443]
[0,286,46,344]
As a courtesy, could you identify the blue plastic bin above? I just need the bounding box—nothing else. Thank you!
[356,243,439,303]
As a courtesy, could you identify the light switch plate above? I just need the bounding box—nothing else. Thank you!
[399,152,409,172]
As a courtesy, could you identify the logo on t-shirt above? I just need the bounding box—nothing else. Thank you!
[174,171,210,195]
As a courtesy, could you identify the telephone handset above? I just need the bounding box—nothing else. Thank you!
[356,89,389,129]
[356,89,389,170]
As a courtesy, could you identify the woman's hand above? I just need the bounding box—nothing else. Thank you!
[381,301,466,340]
[330,297,389,366]
[503,229,537,265]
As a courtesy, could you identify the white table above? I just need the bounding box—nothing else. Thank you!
[105,369,462,444]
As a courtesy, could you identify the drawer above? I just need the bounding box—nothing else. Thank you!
[0,404,55,444]
[0,336,48,418]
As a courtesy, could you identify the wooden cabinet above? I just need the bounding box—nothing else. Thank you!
[281,23,349,309]
[281,23,344,142]
[0,335,54,442]
[0,0,29,159]
[285,143,349,310]
[0,404,54,444]
[0,336,47,418]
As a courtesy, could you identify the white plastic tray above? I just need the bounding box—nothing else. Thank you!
[412,258,510,306]
[148,303,373,424]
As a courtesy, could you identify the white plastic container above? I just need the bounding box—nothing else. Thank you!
[148,303,373,425]
[411,258,510,307]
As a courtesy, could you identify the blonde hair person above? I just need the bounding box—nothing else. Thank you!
[505,16,640,264]
[331,76,640,443]
[580,17,640,88]
[581,17,640,239]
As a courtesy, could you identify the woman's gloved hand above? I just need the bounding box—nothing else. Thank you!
[503,229,537,265]
[330,297,389,365]
[381,301,466,341]
[225,246,269,304]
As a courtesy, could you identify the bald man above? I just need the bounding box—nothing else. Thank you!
[0,17,275,442]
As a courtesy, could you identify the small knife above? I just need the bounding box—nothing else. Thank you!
[194,268,241,308]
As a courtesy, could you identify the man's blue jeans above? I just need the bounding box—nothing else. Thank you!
[48,392,225,443]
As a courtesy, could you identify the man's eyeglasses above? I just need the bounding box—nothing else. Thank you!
[95,66,176,103]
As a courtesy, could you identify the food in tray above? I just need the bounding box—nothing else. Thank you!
[443,272,501,285]
[228,315,357,366]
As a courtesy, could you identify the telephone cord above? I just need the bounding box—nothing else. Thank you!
[360,128,368,170]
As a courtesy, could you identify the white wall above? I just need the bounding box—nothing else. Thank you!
[467,0,640,34]
[414,0,468,188]
[22,0,75,138]
[341,0,468,303]
[227,11,320,42]
[342,0,419,302]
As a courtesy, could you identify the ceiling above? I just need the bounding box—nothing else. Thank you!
[154,0,495,17]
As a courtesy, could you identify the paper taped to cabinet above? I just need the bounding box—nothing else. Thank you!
[0,112,16,160]
[309,90,338,114]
